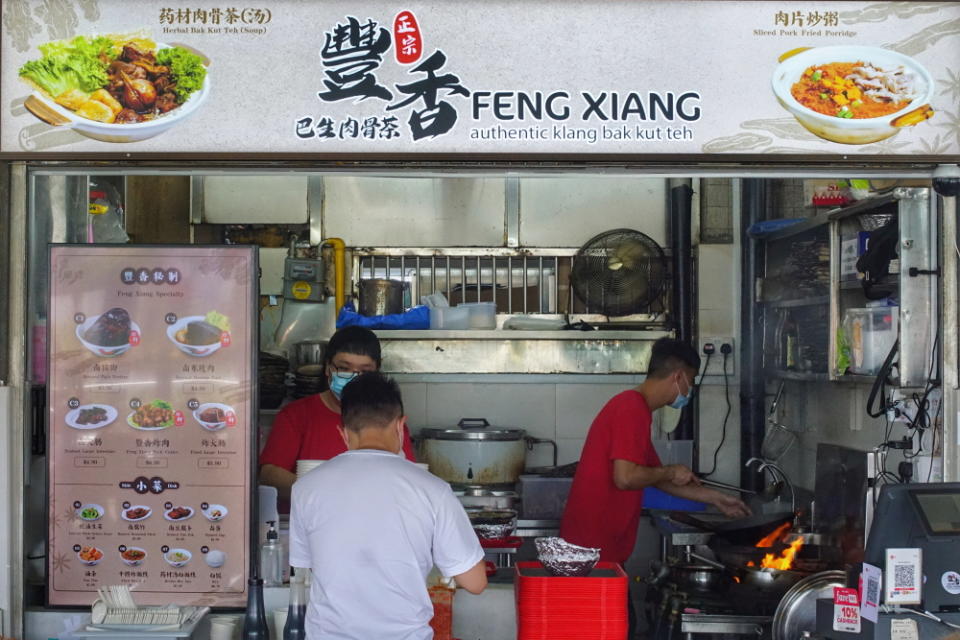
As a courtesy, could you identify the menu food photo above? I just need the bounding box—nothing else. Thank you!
[47,245,256,607]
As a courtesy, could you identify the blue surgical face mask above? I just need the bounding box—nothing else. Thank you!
[669,375,693,409]
[329,370,358,399]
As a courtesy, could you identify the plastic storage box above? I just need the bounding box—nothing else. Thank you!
[517,475,572,520]
[457,302,496,329]
[843,306,898,375]
[515,561,627,639]
[429,306,470,329]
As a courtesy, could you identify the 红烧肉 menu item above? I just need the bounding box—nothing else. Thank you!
[84,307,132,346]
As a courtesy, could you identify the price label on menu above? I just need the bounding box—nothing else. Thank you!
[47,246,255,607]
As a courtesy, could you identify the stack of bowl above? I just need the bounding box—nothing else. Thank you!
[296,459,325,480]
[292,364,327,399]
[259,352,289,409]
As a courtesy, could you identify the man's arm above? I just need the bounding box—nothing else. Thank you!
[453,560,488,594]
[259,463,296,500]
[654,481,752,519]
[613,459,699,491]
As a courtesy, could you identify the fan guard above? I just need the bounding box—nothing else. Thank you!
[570,228,668,316]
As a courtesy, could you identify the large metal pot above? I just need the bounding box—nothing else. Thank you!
[418,418,527,488]
[358,278,405,316]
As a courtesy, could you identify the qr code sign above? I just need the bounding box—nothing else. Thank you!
[895,564,916,588]
[866,578,880,604]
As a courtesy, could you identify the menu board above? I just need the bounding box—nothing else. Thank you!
[47,245,256,607]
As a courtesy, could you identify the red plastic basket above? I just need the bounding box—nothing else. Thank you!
[515,561,628,640]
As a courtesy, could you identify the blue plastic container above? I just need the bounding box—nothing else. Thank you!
[643,487,706,511]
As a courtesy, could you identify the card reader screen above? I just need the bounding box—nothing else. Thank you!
[914,492,960,534]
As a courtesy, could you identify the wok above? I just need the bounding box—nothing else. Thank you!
[669,511,794,545]
[741,566,808,595]
[685,550,805,597]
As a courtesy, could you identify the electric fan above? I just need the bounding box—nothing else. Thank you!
[570,228,668,316]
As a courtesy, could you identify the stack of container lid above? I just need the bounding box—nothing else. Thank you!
[514,561,627,639]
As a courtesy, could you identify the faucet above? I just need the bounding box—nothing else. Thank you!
[744,458,796,518]
[759,462,796,518]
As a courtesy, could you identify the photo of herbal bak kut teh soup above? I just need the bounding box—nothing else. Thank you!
[791,61,922,119]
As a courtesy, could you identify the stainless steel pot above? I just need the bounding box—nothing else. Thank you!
[671,564,729,592]
[358,278,405,316]
[418,418,527,487]
[293,340,326,371]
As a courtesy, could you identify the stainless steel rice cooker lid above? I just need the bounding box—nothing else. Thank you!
[420,418,526,441]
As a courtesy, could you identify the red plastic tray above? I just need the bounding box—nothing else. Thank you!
[514,561,628,639]
[479,535,523,548]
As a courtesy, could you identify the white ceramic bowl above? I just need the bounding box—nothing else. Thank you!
[193,403,234,431]
[167,315,224,357]
[771,45,934,145]
[77,503,104,521]
[164,506,194,521]
[205,549,226,568]
[75,316,141,358]
[26,44,210,144]
[120,505,152,522]
[64,404,118,430]
[164,548,192,568]
[202,504,228,521]
[120,547,147,566]
[77,546,104,566]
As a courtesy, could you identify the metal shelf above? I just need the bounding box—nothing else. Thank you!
[763,212,833,241]
[761,191,904,242]
[769,369,829,382]
[374,329,670,340]
[761,295,829,308]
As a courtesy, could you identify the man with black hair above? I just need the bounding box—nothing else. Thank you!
[561,338,750,633]
[260,326,417,501]
[289,372,486,640]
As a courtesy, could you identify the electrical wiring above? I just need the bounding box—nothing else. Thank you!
[695,352,712,389]
[702,352,731,478]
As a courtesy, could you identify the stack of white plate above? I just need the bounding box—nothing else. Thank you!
[296,459,325,479]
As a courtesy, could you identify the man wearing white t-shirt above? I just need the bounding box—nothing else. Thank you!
[289,372,487,640]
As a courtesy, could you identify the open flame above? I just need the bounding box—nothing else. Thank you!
[759,537,804,570]
[754,522,792,548]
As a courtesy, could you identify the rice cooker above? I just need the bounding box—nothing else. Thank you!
[418,418,527,488]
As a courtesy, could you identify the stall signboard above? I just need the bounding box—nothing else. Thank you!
[47,245,256,607]
[2,1,960,158]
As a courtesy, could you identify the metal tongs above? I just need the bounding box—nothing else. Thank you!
[698,477,757,495]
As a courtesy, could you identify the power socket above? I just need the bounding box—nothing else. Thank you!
[699,336,735,376]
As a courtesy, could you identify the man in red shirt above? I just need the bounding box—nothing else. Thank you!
[260,326,416,501]
[560,338,750,635]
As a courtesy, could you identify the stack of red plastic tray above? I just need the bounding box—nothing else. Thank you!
[514,561,627,639]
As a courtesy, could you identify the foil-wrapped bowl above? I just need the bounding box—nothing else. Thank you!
[535,536,600,577]
[467,508,517,540]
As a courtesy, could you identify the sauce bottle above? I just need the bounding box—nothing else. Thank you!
[260,521,283,587]
[283,569,307,640]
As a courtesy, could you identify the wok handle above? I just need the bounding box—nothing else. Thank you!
[457,418,490,429]
[689,551,727,572]
[24,95,71,127]
[778,47,811,62]
[891,104,934,128]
